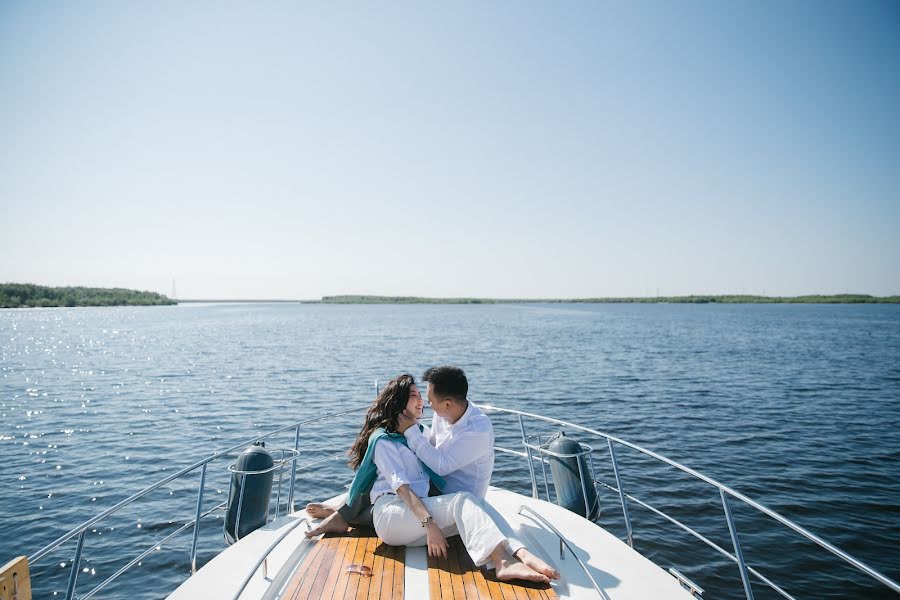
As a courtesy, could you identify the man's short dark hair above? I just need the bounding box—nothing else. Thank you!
[422,365,468,404]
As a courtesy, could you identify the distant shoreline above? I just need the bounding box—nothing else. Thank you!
[314,294,900,304]
[3,285,899,307]
[180,294,900,304]
[0,284,175,308]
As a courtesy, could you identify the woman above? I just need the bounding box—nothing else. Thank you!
[347,373,552,583]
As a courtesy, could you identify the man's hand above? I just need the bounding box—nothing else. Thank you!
[397,409,417,433]
[425,521,448,558]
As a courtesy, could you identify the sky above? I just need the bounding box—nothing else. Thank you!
[1,1,898,300]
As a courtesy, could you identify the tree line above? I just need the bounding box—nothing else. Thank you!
[0,283,176,308]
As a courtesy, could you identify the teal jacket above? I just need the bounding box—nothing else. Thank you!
[345,426,445,508]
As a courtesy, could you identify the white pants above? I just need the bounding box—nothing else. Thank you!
[373,491,506,567]
[481,499,524,556]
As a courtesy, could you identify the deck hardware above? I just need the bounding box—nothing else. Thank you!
[537,435,552,501]
[517,505,608,598]
[577,453,592,523]
[287,425,301,512]
[525,434,599,518]
[518,414,539,499]
[273,460,285,520]
[586,451,600,520]
[64,529,86,600]
[190,463,208,574]
[607,439,633,548]
[722,489,754,600]
[227,448,299,543]
[669,567,704,597]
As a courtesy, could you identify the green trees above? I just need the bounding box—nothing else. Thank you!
[0,284,176,308]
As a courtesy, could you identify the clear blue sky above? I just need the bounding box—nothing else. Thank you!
[1,1,898,299]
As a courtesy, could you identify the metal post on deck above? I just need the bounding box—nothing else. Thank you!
[286,425,300,513]
[518,414,539,499]
[64,529,86,600]
[537,434,551,501]
[721,488,754,600]
[190,463,208,574]
[577,454,592,519]
[607,438,634,547]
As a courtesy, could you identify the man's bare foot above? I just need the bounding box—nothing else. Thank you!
[304,511,349,538]
[306,503,336,519]
[514,548,560,580]
[496,557,551,584]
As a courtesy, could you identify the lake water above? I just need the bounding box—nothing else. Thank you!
[1,303,898,599]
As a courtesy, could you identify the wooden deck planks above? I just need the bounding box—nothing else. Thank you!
[281,529,406,600]
[280,529,554,600]
[427,537,556,600]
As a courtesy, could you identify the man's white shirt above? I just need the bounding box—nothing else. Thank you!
[403,401,494,498]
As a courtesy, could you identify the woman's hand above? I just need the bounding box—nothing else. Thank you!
[425,521,448,558]
[395,484,445,557]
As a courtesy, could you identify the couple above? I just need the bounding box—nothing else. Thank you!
[304,366,560,584]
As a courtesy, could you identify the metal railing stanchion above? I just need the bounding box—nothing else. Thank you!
[608,438,633,547]
[537,435,551,501]
[64,529,86,600]
[287,425,301,512]
[518,414,539,499]
[577,454,592,518]
[190,463,208,574]
[721,488,754,600]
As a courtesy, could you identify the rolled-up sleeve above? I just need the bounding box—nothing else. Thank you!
[372,442,410,492]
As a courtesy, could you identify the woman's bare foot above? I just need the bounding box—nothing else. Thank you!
[514,548,560,580]
[306,503,336,519]
[496,556,551,584]
[304,511,350,538]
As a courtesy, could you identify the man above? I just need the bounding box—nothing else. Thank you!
[400,365,558,579]
[306,365,558,580]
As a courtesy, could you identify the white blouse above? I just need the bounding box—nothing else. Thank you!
[369,439,431,503]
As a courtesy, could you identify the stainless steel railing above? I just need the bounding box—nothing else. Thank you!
[481,404,900,599]
[25,402,900,600]
[28,404,370,600]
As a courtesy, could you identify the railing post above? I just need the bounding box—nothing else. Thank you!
[721,488,754,600]
[64,529,86,600]
[286,425,300,513]
[190,463,208,574]
[537,435,551,501]
[273,461,285,520]
[577,454,592,519]
[517,414,539,499]
[608,438,634,547]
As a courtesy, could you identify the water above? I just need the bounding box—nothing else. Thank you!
[1,303,898,599]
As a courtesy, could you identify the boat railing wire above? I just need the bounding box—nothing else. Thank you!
[27,404,370,600]
[26,403,899,600]
[479,404,900,600]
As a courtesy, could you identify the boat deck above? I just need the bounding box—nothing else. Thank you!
[167,488,696,599]
[281,529,404,600]
[428,535,556,600]
[279,528,555,600]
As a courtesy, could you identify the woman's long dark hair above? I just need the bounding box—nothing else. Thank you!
[348,373,416,469]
